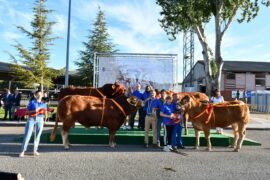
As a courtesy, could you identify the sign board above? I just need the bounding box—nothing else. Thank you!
[95,54,178,91]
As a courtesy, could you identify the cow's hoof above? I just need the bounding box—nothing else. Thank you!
[110,144,116,148]
[234,149,240,152]
[194,146,199,150]
[230,145,236,149]
[64,146,70,150]
[205,148,211,152]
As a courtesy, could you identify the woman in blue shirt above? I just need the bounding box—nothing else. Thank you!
[160,96,176,152]
[19,90,47,157]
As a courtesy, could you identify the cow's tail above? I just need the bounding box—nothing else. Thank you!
[50,113,59,142]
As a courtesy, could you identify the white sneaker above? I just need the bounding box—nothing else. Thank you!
[163,146,171,152]
[123,126,127,130]
[126,126,131,130]
[19,151,25,157]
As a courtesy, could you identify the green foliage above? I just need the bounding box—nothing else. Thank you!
[75,7,117,87]
[210,59,218,78]
[8,0,59,90]
[157,0,269,40]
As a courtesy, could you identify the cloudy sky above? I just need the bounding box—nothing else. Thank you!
[0,0,270,81]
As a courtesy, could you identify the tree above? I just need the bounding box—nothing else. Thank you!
[8,0,59,92]
[75,7,117,87]
[157,0,270,95]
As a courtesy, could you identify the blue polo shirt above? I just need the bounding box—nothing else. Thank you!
[143,98,162,115]
[161,103,176,125]
[27,99,47,117]
[142,91,150,100]
[132,90,142,100]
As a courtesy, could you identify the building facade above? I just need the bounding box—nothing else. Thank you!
[182,61,270,100]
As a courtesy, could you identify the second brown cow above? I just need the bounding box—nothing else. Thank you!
[50,95,143,149]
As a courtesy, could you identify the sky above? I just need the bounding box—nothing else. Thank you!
[0,0,270,81]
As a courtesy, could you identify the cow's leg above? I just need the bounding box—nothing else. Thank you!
[194,129,201,150]
[61,130,69,150]
[203,129,211,151]
[109,129,116,148]
[231,123,239,149]
[235,124,247,152]
[184,113,189,135]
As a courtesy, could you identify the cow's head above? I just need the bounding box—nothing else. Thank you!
[127,96,144,109]
[111,82,126,97]
[175,101,185,112]
[179,95,193,110]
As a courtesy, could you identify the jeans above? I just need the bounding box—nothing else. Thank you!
[163,125,175,146]
[172,124,183,146]
[156,116,163,145]
[4,105,12,120]
[11,106,20,120]
[21,116,44,152]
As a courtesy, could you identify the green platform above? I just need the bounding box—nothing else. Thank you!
[16,126,261,147]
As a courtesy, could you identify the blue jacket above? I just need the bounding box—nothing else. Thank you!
[27,99,47,117]
[132,90,142,99]
[13,93,22,106]
[161,103,176,125]
[143,98,162,115]
[142,91,150,100]
[3,93,14,106]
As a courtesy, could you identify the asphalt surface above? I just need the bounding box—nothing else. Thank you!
[0,126,269,180]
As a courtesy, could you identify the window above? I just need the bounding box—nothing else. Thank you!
[255,74,265,86]
[226,72,235,80]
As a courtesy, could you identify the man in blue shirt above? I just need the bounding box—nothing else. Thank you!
[140,85,151,130]
[129,84,143,129]
[144,90,162,148]
[2,89,13,120]
[19,90,47,157]
[155,89,166,146]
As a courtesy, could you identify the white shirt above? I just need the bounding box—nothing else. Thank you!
[211,96,224,104]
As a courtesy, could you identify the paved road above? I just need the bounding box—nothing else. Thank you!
[0,126,269,180]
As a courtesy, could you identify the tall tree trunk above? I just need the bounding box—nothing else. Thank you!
[194,26,213,96]
[214,0,224,91]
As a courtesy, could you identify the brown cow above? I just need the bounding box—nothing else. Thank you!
[58,82,126,100]
[50,95,143,149]
[170,92,209,135]
[179,95,249,152]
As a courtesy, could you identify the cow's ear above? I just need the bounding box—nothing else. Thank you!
[112,85,116,89]
[126,97,131,104]
[182,95,190,104]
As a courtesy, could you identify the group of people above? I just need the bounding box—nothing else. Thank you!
[0,89,22,120]
[125,84,185,152]
[125,84,225,152]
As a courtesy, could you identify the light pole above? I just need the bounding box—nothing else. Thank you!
[65,0,72,87]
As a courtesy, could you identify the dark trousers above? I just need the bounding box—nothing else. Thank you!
[129,110,140,128]
[4,105,12,120]
[164,125,175,146]
[139,109,146,130]
[172,124,183,146]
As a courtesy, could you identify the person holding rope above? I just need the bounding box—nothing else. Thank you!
[210,89,224,134]
[19,90,47,157]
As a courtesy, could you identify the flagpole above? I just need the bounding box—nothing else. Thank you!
[65,0,72,87]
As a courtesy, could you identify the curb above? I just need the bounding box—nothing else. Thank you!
[1,121,270,130]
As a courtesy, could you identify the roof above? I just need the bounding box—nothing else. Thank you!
[183,60,270,84]
[197,60,270,72]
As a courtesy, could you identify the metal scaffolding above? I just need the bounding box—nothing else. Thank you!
[183,29,195,86]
